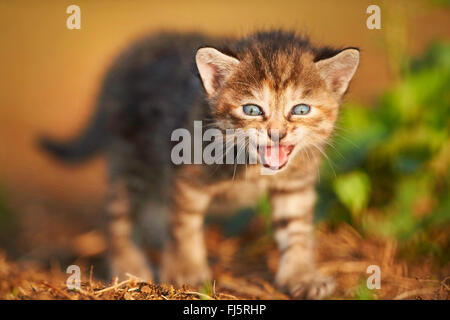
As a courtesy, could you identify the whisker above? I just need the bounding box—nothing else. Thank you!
[233,140,247,180]
[312,143,336,178]
[332,127,359,149]
[324,140,344,159]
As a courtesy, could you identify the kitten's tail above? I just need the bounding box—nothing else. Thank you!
[38,106,108,163]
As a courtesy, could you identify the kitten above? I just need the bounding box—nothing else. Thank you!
[41,31,359,299]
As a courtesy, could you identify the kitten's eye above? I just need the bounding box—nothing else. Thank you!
[243,104,263,116]
[291,104,311,115]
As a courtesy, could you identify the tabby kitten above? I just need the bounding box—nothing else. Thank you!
[41,31,359,299]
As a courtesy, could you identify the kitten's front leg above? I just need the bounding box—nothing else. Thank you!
[270,186,335,299]
[160,180,212,286]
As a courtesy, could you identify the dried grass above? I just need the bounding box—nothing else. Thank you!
[0,222,448,300]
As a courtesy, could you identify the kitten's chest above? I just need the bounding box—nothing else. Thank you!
[208,177,269,215]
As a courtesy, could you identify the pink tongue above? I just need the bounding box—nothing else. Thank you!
[262,145,289,168]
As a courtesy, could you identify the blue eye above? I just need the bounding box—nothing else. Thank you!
[292,104,311,115]
[243,104,263,116]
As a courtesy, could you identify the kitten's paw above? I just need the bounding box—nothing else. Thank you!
[289,274,335,300]
[277,272,335,300]
[160,251,211,286]
[108,246,154,281]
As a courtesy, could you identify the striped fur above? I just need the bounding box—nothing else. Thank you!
[43,31,359,299]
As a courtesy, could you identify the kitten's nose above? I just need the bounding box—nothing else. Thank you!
[267,129,287,142]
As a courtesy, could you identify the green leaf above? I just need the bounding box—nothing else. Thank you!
[353,281,377,300]
[333,171,371,218]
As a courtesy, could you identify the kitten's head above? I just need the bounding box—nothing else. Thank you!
[196,31,359,171]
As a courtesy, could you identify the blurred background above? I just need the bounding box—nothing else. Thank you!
[0,0,448,299]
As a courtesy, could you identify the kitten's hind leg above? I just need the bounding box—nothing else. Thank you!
[270,186,335,299]
[105,180,153,281]
[160,179,212,286]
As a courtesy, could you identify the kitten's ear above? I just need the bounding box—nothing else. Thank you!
[315,48,359,97]
[196,47,240,96]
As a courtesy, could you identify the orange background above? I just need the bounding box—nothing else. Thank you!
[0,0,449,208]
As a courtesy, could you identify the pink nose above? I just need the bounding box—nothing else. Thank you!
[267,129,287,142]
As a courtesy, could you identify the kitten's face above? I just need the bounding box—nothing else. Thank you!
[196,44,359,171]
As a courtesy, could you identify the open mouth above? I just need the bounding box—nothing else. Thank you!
[258,144,295,170]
